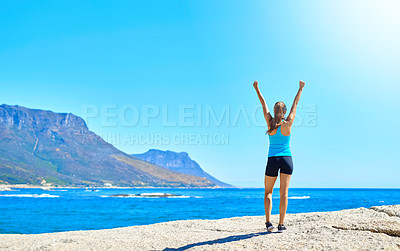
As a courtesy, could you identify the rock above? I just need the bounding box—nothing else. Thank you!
[0,205,399,250]
[110,193,184,198]
[331,207,400,237]
[370,204,400,218]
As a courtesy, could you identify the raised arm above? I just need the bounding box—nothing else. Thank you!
[253,80,272,126]
[286,80,305,124]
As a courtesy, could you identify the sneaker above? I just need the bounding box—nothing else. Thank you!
[277,224,287,233]
[265,221,274,232]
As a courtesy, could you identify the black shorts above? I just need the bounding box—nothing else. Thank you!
[265,156,293,177]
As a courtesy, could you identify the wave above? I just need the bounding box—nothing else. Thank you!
[288,196,310,199]
[0,194,59,198]
[0,188,19,191]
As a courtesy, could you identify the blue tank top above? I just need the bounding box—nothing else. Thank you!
[268,125,292,157]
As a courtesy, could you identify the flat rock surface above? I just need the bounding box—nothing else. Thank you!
[1,205,399,251]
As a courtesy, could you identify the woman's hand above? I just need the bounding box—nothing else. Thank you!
[287,80,305,124]
[253,80,272,126]
[299,80,305,89]
[253,80,259,89]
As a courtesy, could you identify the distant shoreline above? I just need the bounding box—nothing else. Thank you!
[0,184,234,190]
[1,185,398,190]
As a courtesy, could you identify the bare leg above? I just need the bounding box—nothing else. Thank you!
[264,175,277,223]
[279,173,292,225]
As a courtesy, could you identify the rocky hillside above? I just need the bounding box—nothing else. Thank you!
[132,149,234,188]
[0,104,216,187]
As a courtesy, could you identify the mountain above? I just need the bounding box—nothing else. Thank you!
[132,149,235,188]
[0,104,216,187]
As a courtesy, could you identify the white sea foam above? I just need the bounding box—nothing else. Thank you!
[0,188,18,191]
[288,196,310,199]
[0,194,59,198]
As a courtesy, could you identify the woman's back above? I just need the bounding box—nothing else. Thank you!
[268,123,291,157]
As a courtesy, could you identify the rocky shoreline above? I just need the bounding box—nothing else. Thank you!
[0,184,226,190]
[1,205,399,250]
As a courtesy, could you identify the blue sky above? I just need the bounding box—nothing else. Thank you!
[0,0,399,188]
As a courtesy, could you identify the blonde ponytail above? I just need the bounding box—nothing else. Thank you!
[267,102,287,134]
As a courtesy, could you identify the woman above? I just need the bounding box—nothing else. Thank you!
[253,80,305,232]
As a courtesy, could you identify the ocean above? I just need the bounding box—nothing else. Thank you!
[0,188,398,234]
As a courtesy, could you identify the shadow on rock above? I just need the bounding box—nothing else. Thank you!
[163,231,276,251]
